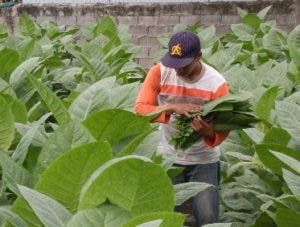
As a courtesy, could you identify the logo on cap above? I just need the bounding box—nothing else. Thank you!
[171,44,182,57]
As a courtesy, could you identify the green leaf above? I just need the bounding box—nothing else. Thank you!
[253,61,273,86]
[10,199,42,227]
[284,91,300,105]
[11,141,111,226]
[226,161,254,178]
[0,22,8,38]
[221,211,255,224]
[231,24,255,41]
[174,182,213,206]
[234,169,271,194]
[105,82,140,111]
[237,7,248,18]
[263,127,291,146]
[263,28,287,53]
[259,21,276,34]
[19,14,37,38]
[69,77,140,113]
[102,43,132,65]
[206,44,242,71]
[0,48,20,75]
[69,77,116,120]
[1,94,27,123]
[79,156,174,215]
[52,67,82,90]
[83,109,152,153]
[9,57,40,88]
[27,74,71,125]
[79,36,105,59]
[17,37,36,60]
[275,100,300,147]
[134,130,161,158]
[0,77,15,97]
[202,224,233,227]
[250,167,283,195]
[214,112,259,130]
[282,169,300,199]
[276,195,300,213]
[93,16,121,47]
[124,212,185,227]
[136,220,162,227]
[257,6,272,20]
[37,141,112,212]
[15,121,48,148]
[79,54,112,80]
[222,183,255,211]
[224,151,253,161]
[116,127,156,157]
[36,121,95,174]
[12,113,50,164]
[276,98,300,123]
[276,206,300,227]
[220,132,253,157]
[250,212,275,227]
[277,98,300,122]
[263,61,292,93]
[202,92,253,116]
[255,144,300,176]
[0,150,33,196]
[242,127,264,145]
[0,96,15,150]
[0,206,28,227]
[256,86,279,122]
[241,13,262,30]
[287,25,300,67]
[66,205,132,227]
[18,185,73,227]
[223,65,257,93]
[270,151,300,174]
[198,26,218,48]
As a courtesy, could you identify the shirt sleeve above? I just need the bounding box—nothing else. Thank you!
[134,64,170,123]
[204,82,230,147]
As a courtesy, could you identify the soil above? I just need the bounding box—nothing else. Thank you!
[177,198,197,227]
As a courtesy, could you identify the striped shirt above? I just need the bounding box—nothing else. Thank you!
[135,62,229,164]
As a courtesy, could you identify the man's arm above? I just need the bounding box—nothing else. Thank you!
[135,64,202,123]
[192,82,230,147]
[135,64,171,123]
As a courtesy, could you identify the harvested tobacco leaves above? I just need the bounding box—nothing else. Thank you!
[169,92,261,150]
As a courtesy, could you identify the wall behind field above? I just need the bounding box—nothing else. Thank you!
[0,0,299,69]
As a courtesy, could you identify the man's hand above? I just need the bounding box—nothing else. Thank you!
[191,115,215,139]
[166,103,202,117]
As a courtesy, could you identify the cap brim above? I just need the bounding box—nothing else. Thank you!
[161,53,194,69]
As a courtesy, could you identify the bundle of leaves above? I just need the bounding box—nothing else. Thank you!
[170,92,261,150]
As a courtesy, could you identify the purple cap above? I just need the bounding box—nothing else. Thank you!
[161,31,201,69]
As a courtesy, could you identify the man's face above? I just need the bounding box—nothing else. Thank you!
[175,56,199,80]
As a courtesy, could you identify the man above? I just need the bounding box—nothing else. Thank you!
[135,31,229,226]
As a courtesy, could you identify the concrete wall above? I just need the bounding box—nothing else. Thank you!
[0,0,299,69]
[21,0,257,3]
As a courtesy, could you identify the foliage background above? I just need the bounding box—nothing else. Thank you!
[0,5,300,227]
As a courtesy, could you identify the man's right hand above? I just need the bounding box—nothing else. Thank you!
[165,103,202,117]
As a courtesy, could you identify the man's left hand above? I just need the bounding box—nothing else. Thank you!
[191,115,215,139]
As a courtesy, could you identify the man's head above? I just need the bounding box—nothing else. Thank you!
[161,31,201,69]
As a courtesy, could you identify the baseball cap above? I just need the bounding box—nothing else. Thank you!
[161,31,201,69]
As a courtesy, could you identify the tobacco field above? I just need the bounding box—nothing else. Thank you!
[0,6,299,227]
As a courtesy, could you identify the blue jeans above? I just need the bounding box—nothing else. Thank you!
[172,162,220,227]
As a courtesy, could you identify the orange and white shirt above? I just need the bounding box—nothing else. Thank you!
[135,62,229,165]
